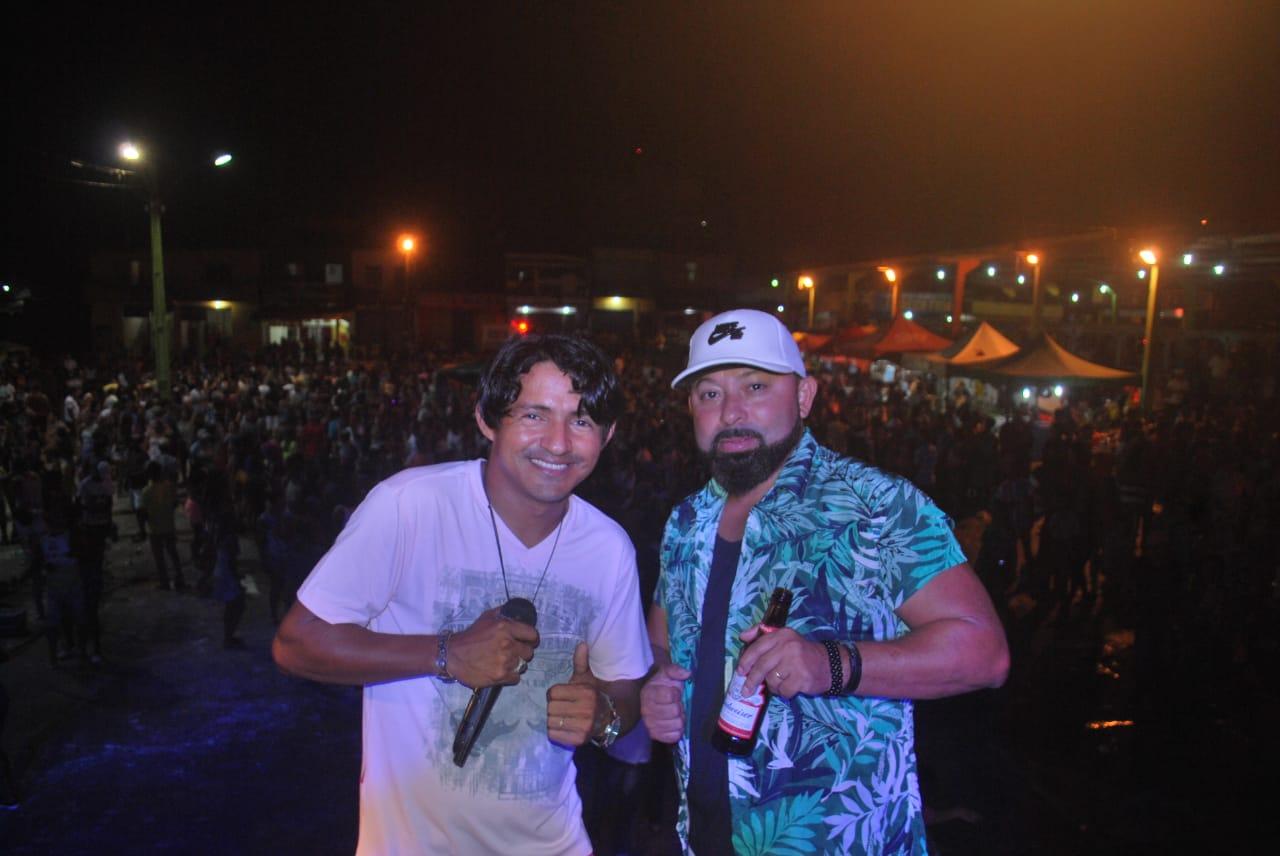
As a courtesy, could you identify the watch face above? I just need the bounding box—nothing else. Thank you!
[593,712,622,748]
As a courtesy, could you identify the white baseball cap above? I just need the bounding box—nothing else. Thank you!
[672,308,807,388]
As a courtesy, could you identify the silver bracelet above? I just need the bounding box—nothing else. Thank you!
[435,630,456,683]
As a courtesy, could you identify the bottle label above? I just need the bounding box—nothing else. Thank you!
[716,623,779,739]
[717,673,765,738]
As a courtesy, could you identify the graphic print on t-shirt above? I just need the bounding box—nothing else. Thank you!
[430,562,599,799]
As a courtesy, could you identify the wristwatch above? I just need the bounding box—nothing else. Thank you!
[590,690,621,749]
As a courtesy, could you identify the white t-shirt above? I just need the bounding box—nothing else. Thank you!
[298,460,652,856]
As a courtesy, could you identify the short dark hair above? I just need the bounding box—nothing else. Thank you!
[476,334,622,431]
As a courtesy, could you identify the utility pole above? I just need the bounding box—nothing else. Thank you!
[146,183,171,401]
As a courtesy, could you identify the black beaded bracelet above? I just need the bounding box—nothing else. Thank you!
[822,640,843,697]
[843,641,863,695]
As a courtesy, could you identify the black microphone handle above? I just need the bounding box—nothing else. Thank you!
[451,597,538,767]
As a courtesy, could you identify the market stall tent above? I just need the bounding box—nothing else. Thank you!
[925,321,1020,367]
[848,315,952,358]
[968,332,1135,384]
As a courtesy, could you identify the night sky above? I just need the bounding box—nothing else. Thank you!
[6,1,1280,288]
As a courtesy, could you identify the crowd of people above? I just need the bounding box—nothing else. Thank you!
[1,322,1277,850]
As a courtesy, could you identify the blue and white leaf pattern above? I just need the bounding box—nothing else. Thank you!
[655,430,965,854]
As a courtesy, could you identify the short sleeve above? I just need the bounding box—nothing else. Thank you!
[296,481,405,627]
[586,539,654,683]
[872,478,967,606]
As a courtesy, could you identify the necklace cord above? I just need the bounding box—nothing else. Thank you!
[488,503,565,605]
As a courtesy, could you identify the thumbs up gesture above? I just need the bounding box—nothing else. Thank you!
[546,641,609,747]
[640,660,691,744]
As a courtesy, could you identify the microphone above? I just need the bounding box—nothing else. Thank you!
[452,597,538,767]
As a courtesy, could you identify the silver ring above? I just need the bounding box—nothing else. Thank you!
[516,658,528,675]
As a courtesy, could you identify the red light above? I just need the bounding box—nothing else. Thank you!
[633,146,644,156]
[1173,307,1184,318]
[514,320,530,335]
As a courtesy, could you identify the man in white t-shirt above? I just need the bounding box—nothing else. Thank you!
[273,334,652,855]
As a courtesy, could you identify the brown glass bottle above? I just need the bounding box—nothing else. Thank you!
[711,587,793,756]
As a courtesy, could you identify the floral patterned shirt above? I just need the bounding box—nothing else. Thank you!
[655,430,966,855]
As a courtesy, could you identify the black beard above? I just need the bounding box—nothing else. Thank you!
[702,420,804,496]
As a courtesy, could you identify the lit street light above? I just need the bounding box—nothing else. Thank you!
[116,141,174,401]
[1098,283,1117,323]
[97,140,233,402]
[879,267,900,318]
[798,275,815,329]
[1024,252,1044,334]
[398,233,419,289]
[1138,248,1160,416]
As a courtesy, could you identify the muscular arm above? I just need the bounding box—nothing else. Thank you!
[854,563,1009,699]
[739,563,1009,701]
[271,599,538,689]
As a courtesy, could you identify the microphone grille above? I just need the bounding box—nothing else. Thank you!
[501,596,537,627]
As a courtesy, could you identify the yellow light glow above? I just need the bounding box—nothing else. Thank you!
[1139,249,1158,265]
[592,296,644,311]
[798,275,814,290]
[1085,720,1134,730]
[399,235,416,253]
[1025,253,1040,266]
[881,267,897,283]
[210,300,230,310]
[119,142,142,161]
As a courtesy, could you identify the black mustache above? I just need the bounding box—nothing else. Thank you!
[713,429,764,446]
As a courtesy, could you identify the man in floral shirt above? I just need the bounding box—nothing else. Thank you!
[641,309,1009,855]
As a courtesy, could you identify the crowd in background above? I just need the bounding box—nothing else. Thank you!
[1,333,1277,847]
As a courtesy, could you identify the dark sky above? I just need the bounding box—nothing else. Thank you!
[6,1,1280,284]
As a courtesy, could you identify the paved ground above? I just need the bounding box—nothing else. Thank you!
[0,500,1271,854]
[0,509,363,855]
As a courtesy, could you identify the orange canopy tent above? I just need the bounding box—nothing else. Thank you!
[848,315,952,358]
[792,331,834,353]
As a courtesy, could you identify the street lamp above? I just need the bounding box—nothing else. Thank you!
[1098,283,1117,323]
[397,234,418,289]
[1024,252,1043,334]
[117,141,173,401]
[879,267,900,319]
[798,275,815,329]
[1138,248,1160,416]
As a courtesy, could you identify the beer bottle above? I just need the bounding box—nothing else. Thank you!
[711,587,793,756]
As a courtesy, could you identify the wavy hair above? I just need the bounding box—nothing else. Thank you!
[476,334,622,431]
